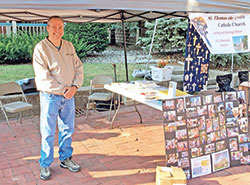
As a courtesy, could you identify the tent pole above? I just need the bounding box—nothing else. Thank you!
[231,53,234,72]
[144,19,158,81]
[121,17,129,82]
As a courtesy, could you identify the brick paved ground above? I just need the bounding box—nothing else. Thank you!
[0,104,250,185]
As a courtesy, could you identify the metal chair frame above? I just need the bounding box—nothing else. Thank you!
[0,82,36,137]
[86,76,115,121]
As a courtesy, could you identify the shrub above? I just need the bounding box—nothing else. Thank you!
[64,22,109,56]
[0,32,45,63]
[0,22,109,64]
[210,53,250,70]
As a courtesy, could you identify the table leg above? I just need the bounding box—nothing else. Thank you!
[110,94,121,129]
[134,101,142,123]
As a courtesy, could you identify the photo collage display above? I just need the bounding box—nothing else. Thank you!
[162,90,249,179]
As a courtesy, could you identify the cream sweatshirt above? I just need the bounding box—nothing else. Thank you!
[33,38,83,95]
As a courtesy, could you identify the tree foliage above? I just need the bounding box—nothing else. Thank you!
[138,18,188,53]
[109,22,139,37]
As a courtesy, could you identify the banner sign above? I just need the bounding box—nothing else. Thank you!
[189,13,250,54]
[183,23,210,93]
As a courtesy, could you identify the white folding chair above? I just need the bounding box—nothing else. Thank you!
[86,76,115,121]
[0,82,35,137]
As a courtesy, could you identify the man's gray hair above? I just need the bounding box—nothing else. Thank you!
[48,16,63,25]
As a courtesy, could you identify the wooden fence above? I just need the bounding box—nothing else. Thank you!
[0,21,47,36]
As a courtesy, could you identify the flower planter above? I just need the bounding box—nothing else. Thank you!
[151,66,173,81]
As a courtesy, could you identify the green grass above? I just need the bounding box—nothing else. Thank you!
[0,64,35,84]
[0,63,146,86]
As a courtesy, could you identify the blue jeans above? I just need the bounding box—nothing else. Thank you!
[39,92,75,168]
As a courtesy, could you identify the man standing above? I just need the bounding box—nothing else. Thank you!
[33,16,83,180]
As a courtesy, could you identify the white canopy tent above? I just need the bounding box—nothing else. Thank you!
[0,0,250,23]
[0,0,250,80]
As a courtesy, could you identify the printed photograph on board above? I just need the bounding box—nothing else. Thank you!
[212,117,220,131]
[205,143,215,154]
[165,139,177,150]
[186,107,198,118]
[178,157,190,168]
[188,127,199,139]
[162,90,249,179]
[164,110,176,122]
[176,129,187,140]
[232,35,248,52]
[240,155,250,165]
[212,149,230,172]
[237,91,246,104]
[233,107,240,118]
[207,131,220,143]
[176,119,187,127]
[191,147,203,157]
[206,118,213,133]
[238,134,249,143]
[200,130,207,145]
[227,127,239,137]
[220,126,227,139]
[208,104,216,118]
[176,98,185,113]
[198,116,206,130]
[219,112,225,126]
[238,117,248,133]
[216,140,226,151]
[186,96,202,107]
[225,92,237,101]
[164,100,175,110]
[229,138,238,151]
[177,141,188,152]
[231,151,243,160]
[181,151,189,158]
[239,143,249,152]
[203,94,213,105]
[191,155,211,178]
[197,105,208,116]
[214,93,223,103]
[187,118,198,128]
[167,153,179,163]
[164,122,177,133]
[225,102,234,116]
[239,104,247,117]
[217,102,225,112]
[226,117,237,127]
[177,116,186,121]
[189,137,201,148]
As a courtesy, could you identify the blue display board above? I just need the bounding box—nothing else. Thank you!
[183,23,210,93]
